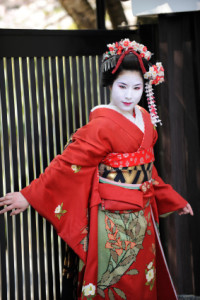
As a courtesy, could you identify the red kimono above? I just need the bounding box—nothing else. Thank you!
[21,106,187,300]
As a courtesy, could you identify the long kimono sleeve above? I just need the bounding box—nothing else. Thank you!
[152,165,188,216]
[20,119,112,262]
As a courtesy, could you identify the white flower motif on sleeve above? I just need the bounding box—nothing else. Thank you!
[71,165,81,173]
[55,205,62,214]
[54,203,67,220]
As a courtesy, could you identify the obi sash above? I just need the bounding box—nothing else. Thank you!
[101,146,155,168]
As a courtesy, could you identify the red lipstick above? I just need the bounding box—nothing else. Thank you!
[122,102,132,106]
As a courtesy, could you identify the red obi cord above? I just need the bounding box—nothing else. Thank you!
[101,147,155,168]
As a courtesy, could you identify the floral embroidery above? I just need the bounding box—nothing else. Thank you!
[54,203,67,220]
[145,260,156,290]
[101,147,154,168]
[140,181,151,193]
[98,210,147,297]
[71,164,81,173]
[105,215,136,256]
[82,283,96,299]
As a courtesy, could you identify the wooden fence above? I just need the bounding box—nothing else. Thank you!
[0,29,138,300]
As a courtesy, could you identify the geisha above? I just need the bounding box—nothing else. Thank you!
[0,39,193,300]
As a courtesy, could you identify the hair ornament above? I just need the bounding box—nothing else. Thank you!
[102,38,165,126]
[144,62,164,85]
[145,83,162,126]
[103,39,152,61]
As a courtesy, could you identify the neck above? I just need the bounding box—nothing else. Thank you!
[108,103,136,117]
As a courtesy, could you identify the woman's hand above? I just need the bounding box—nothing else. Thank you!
[0,192,29,216]
[178,203,194,216]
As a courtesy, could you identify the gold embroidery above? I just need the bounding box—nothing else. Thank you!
[99,162,153,184]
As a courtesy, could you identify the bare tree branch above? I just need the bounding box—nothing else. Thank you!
[59,0,96,29]
[106,0,128,29]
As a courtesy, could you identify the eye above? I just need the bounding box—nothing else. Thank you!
[118,84,126,89]
[134,86,142,90]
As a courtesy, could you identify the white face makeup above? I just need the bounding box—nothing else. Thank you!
[110,70,144,115]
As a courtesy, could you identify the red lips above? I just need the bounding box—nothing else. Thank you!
[122,102,132,106]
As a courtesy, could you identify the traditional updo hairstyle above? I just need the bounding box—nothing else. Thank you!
[101,53,150,87]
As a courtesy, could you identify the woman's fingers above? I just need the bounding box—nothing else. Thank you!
[0,192,29,216]
[0,193,14,203]
[187,203,194,216]
[178,203,194,216]
[0,199,13,206]
[0,193,15,212]
[10,208,25,216]
[0,204,15,214]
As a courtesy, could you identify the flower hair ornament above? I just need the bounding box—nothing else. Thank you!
[102,38,164,126]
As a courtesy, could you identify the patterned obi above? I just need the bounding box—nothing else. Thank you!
[99,162,153,185]
[98,149,155,212]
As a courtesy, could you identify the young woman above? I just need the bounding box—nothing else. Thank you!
[0,39,193,300]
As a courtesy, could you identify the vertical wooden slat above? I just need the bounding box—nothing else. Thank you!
[22,57,38,300]
[48,57,57,158]
[55,57,66,293]
[90,56,98,108]
[82,56,89,124]
[0,77,8,300]
[36,57,47,169]
[64,57,74,134]
[43,57,54,162]
[55,56,64,151]
[48,57,60,300]
[50,57,60,154]
[95,55,101,106]
[57,57,67,146]
[44,57,57,300]
[41,56,54,300]
[54,56,65,296]
[32,57,44,300]
[3,57,17,300]
[28,57,41,300]
[77,56,87,126]
[0,57,8,300]
[35,56,49,300]
[97,55,105,105]
[76,57,83,128]
[18,57,32,300]
[11,57,25,300]
[84,56,92,118]
[69,56,78,131]
[62,57,70,142]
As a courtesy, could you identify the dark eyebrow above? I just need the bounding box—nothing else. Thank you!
[117,81,127,85]
[134,83,143,86]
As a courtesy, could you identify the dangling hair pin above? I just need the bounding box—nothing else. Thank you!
[102,39,164,126]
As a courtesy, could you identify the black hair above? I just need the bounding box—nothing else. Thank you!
[101,53,150,87]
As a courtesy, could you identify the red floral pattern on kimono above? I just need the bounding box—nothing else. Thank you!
[21,106,187,300]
